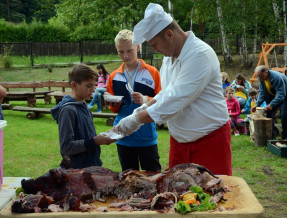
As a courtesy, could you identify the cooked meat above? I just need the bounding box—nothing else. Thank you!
[12,163,225,213]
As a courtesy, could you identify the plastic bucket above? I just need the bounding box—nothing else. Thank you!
[0,120,7,190]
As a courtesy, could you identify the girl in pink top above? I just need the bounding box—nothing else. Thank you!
[225,86,244,136]
[88,64,110,112]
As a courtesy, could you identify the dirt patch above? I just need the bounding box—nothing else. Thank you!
[263,165,273,175]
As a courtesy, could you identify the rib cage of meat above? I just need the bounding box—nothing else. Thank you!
[11,163,225,213]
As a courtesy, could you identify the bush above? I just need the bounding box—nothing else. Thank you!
[0,19,27,42]
[0,45,13,68]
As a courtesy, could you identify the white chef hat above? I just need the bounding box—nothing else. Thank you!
[132,3,173,45]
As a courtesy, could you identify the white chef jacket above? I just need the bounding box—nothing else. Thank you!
[147,31,229,143]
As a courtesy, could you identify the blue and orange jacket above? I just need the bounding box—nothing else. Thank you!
[107,59,161,147]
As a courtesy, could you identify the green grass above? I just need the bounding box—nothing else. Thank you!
[0,61,287,217]
[2,55,121,68]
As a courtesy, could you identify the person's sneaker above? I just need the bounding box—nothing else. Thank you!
[234,130,240,136]
[88,104,93,109]
[97,110,102,113]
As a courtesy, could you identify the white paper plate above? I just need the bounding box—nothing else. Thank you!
[103,95,124,103]
[99,130,124,140]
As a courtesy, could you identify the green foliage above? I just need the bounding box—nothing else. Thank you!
[47,65,53,72]
[26,19,70,42]
[0,19,27,42]
[0,45,13,68]
[0,18,70,42]
[0,0,285,46]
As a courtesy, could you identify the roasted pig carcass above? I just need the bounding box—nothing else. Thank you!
[12,163,225,213]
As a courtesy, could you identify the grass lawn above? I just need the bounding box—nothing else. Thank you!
[0,61,287,217]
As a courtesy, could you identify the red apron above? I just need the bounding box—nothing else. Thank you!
[169,122,232,176]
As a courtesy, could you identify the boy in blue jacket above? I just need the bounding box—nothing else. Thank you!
[51,64,116,169]
[241,88,266,114]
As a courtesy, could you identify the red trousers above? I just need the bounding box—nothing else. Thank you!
[169,122,232,176]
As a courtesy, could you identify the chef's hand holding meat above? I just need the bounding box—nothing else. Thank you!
[132,103,148,115]
[114,113,143,136]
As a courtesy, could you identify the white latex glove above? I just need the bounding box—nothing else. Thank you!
[114,113,143,136]
[132,103,148,115]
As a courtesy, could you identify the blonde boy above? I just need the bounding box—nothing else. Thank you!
[106,30,162,172]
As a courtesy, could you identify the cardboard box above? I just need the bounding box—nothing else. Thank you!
[267,140,287,158]
[0,120,7,190]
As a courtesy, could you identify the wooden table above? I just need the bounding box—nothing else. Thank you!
[5,91,52,107]
[0,176,264,217]
[0,177,30,211]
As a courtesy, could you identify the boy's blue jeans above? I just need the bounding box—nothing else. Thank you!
[89,88,106,111]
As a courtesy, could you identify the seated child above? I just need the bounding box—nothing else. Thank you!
[225,86,245,136]
[51,64,116,169]
[241,87,267,114]
[221,72,230,95]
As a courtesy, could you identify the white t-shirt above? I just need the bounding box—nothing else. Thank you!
[147,31,229,143]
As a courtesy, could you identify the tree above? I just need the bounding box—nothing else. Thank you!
[53,0,171,42]
[283,0,287,66]
[0,0,25,22]
[251,0,258,66]
[34,0,60,22]
[216,0,232,66]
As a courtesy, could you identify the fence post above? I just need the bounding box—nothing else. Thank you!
[79,41,83,63]
[30,42,34,67]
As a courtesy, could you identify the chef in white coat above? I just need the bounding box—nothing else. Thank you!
[114,3,232,176]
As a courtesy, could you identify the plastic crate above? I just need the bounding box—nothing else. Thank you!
[267,140,287,158]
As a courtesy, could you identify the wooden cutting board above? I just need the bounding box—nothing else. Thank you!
[0,176,264,218]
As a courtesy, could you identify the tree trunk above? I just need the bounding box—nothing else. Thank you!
[168,0,174,18]
[190,7,194,31]
[273,0,282,39]
[241,0,249,67]
[253,118,273,146]
[216,0,232,66]
[251,0,258,66]
[283,0,287,66]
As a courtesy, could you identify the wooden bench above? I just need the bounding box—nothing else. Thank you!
[47,91,72,104]
[1,104,12,110]
[12,106,117,126]
[0,80,73,106]
[0,81,53,107]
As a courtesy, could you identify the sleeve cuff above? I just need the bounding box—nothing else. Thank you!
[84,138,97,150]
[146,105,165,125]
[142,95,149,104]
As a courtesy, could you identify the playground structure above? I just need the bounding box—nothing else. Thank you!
[249,42,287,84]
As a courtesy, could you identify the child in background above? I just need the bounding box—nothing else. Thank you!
[88,64,110,112]
[241,87,267,114]
[225,86,245,136]
[221,72,230,95]
[231,74,252,108]
[51,64,116,169]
